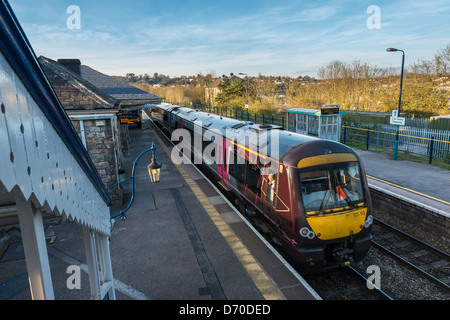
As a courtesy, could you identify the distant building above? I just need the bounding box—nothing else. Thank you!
[205,78,223,107]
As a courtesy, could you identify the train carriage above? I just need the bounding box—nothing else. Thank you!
[150,103,373,273]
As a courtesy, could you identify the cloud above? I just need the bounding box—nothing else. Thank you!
[15,0,449,78]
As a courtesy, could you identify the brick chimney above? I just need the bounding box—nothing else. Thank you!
[57,59,81,76]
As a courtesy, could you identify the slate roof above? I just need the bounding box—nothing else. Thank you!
[80,65,162,106]
[39,56,119,110]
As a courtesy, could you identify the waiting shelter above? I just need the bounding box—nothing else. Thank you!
[285,105,345,142]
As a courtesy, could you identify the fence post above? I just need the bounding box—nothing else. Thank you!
[343,127,347,144]
[366,130,370,151]
[282,117,285,129]
[262,114,265,125]
[429,136,435,164]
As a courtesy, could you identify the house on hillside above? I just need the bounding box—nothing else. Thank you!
[39,56,124,205]
[205,78,223,107]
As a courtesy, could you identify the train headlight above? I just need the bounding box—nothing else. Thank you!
[300,227,309,237]
[300,227,315,239]
[364,215,373,228]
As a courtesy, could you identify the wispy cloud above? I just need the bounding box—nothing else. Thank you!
[12,0,450,77]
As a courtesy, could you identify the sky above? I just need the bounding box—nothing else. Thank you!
[9,0,450,78]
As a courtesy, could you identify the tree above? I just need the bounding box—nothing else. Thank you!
[215,77,246,110]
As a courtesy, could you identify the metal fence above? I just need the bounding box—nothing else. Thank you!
[342,125,450,164]
[193,104,287,128]
[187,104,450,164]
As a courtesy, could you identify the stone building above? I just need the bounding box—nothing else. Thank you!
[39,56,124,205]
[62,59,162,153]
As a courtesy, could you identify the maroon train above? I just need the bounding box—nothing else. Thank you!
[150,104,373,274]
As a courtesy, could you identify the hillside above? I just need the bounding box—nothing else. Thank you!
[117,44,450,117]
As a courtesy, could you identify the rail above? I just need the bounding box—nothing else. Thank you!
[192,104,287,128]
[372,217,450,292]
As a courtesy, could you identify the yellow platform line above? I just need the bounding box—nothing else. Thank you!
[367,175,450,206]
[152,129,285,300]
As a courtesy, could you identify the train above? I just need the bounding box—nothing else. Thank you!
[150,103,373,274]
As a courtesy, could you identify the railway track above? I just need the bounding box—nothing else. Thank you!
[301,216,450,300]
[371,217,450,293]
[303,266,393,300]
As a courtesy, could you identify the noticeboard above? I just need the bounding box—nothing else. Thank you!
[119,111,141,127]
[321,105,340,115]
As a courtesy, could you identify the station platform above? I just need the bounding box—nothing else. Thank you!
[356,150,450,214]
[0,117,320,300]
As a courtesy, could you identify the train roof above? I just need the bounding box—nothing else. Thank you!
[152,103,354,164]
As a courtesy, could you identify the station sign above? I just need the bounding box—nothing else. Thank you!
[321,104,340,115]
[390,110,406,126]
[119,111,141,127]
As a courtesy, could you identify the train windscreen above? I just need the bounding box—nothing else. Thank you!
[299,162,365,214]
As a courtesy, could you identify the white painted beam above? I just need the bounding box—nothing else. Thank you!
[15,191,54,300]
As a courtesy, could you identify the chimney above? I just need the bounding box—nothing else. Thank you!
[57,59,81,76]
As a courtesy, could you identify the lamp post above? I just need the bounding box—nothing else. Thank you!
[108,143,162,228]
[386,47,405,160]
[189,78,193,108]
[239,72,249,121]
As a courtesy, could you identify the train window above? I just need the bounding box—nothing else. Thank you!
[229,151,246,183]
[299,162,364,214]
[246,163,261,194]
[202,140,215,163]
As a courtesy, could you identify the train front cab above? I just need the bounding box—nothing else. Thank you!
[288,152,373,274]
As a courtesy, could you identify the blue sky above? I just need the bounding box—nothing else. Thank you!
[10,0,450,77]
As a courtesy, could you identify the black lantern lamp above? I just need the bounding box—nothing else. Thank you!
[147,154,162,183]
[108,143,162,228]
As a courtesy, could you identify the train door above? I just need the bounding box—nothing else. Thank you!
[172,115,182,131]
[245,155,262,211]
[263,168,277,221]
[217,137,230,190]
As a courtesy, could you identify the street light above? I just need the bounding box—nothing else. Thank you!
[108,143,162,228]
[239,72,249,121]
[386,47,405,160]
[188,78,193,108]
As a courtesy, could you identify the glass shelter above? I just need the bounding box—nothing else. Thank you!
[285,105,344,142]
